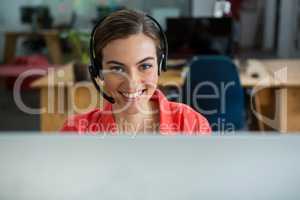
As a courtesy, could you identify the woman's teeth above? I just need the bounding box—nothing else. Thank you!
[121,90,143,98]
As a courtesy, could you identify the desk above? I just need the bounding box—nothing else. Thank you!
[249,59,300,132]
[3,30,63,64]
[31,59,300,132]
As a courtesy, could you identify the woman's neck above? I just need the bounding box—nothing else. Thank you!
[112,101,159,133]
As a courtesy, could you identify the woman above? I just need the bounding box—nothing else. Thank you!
[61,9,211,134]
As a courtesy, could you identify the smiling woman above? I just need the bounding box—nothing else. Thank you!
[61,9,211,134]
[102,33,158,116]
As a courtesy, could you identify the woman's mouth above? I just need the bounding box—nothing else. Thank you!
[119,89,147,101]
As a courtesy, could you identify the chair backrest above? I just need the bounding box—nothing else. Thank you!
[183,55,244,131]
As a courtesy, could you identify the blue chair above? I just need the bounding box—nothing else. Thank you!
[183,56,245,131]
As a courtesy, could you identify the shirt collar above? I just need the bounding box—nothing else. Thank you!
[100,89,173,133]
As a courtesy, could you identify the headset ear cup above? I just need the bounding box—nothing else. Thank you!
[160,53,166,73]
[88,64,96,78]
[158,54,162,75]
[88,62,104,80]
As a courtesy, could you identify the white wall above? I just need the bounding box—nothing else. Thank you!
[191,0,217,17]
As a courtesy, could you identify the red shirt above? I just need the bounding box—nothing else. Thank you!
[61,90,211,135]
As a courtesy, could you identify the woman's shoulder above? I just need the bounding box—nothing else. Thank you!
[167,101,201,116]
[60,108,103,132]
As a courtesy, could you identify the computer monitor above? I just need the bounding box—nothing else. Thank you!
[21,6,36,24]
[0,134,299,200]
[166,17,233,59]
[20,6,53,29]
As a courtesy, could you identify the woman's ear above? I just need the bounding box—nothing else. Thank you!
[99,70,104,80]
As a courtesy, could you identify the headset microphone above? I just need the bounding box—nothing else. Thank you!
[88,66,115,103]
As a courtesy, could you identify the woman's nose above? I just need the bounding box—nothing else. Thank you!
[126,69,141,88]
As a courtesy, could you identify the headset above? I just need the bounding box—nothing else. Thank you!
[88,12,168,104]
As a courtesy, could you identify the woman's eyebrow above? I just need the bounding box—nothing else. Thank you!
[106,60,125,66]
[106,57,154,66]
[136,57,155,65]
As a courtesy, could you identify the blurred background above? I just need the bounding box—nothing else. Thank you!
[0,0,299,133]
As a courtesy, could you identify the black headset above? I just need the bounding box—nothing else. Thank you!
[88,12,168,104]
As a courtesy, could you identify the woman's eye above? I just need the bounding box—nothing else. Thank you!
[140,63,153,70]
[110,66,124,73]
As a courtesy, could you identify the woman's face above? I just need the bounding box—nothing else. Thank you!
[101,33,159,114]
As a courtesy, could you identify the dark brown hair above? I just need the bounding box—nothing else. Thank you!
[93,9,162,64]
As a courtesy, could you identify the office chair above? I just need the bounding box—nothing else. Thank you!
[183,56,245,131]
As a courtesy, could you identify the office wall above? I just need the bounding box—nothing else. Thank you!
[191,0,217,17]
[0,0,189,62]
[1,0,299,61]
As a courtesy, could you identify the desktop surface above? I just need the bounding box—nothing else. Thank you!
[0,134,299,200]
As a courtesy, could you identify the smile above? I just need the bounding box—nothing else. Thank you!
[119,89,147,100]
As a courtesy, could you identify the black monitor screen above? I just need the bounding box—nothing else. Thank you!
[20,6,52,28]
[166,17,233,58]
[21,7,36,23]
